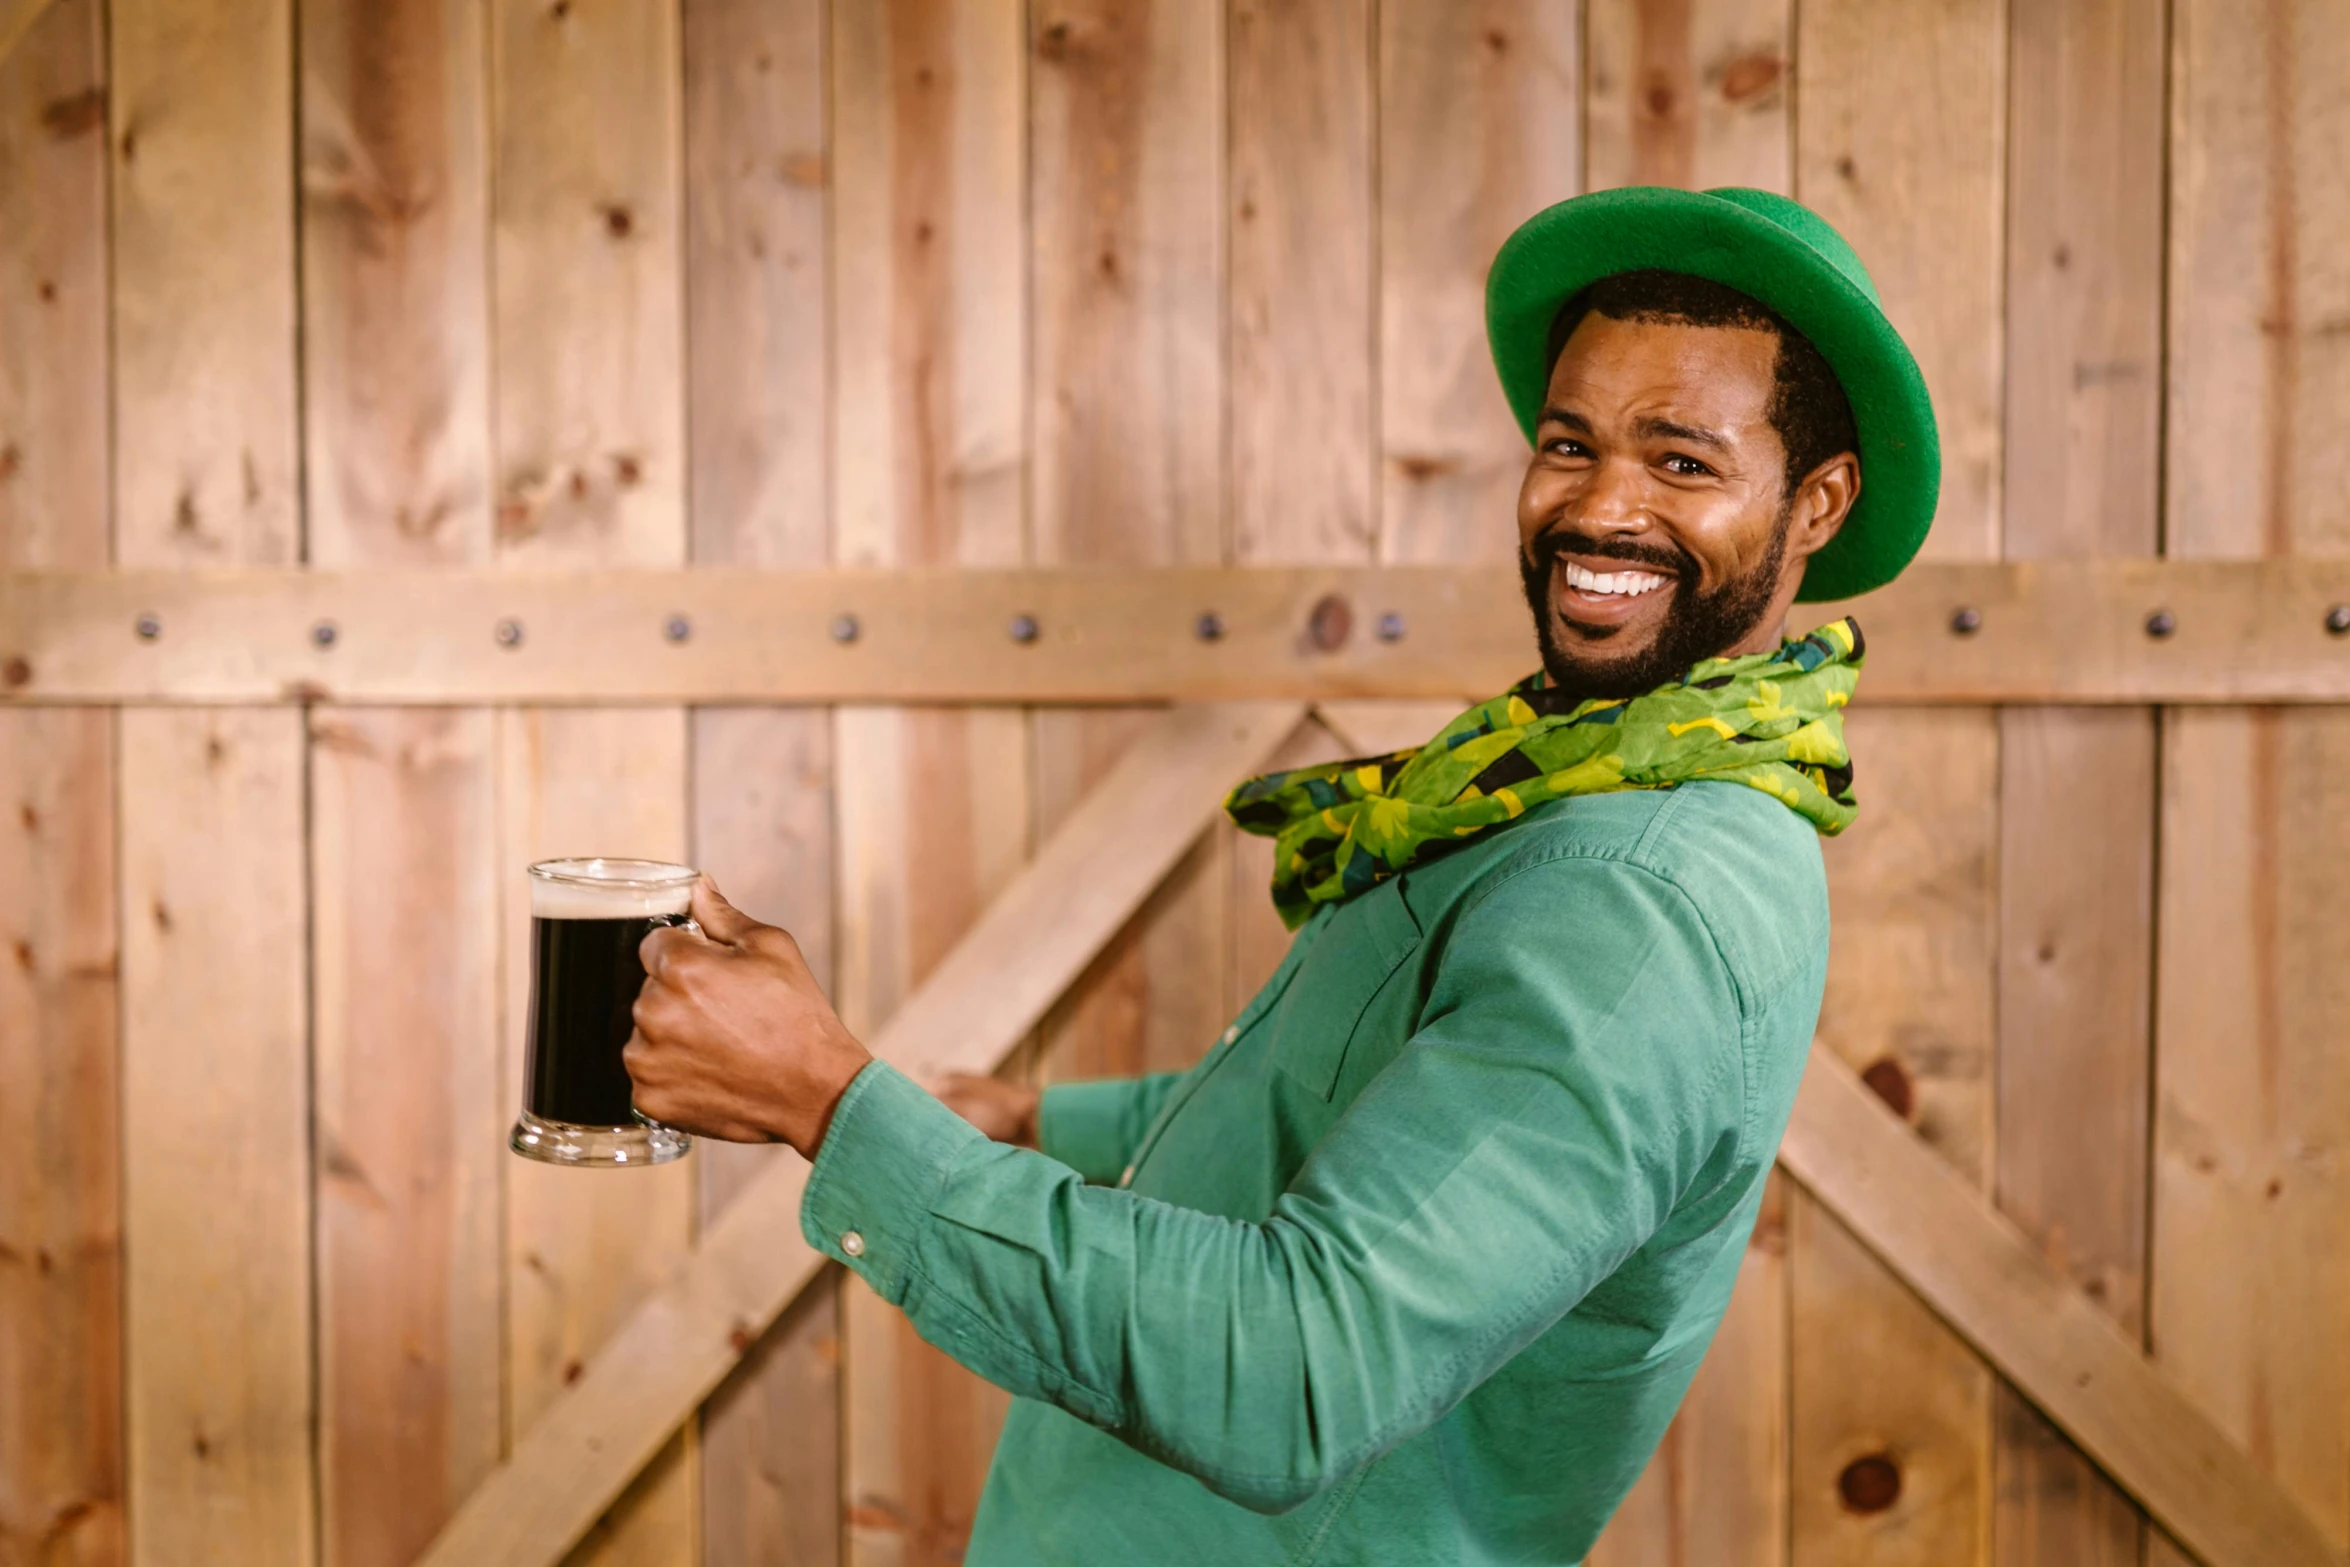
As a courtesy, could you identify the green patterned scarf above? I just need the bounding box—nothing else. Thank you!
[1228,619,1866,930]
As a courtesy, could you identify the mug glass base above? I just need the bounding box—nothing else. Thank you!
[509,1109,692,1166]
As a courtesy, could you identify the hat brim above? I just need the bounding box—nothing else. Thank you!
[1486,188,1939,602]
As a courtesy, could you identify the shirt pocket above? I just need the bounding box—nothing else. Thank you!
[1268,880,1424,1101]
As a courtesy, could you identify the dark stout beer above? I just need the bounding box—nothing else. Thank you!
[511,858,696,1166]
[525,913,667,1126]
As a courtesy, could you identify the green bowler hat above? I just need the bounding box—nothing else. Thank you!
[1485,186,1939,603]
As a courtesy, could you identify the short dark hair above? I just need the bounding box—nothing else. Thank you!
[1545,269,1858,493]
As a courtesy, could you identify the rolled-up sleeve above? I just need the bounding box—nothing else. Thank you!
[800,854,1746,1514]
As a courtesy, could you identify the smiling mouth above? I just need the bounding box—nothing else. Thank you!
[1559,561,1671,599]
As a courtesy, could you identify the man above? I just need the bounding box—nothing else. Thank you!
[625,186,1938,1563]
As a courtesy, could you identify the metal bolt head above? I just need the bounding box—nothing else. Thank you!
[1376,612,1407,644]
[311,620,338,649]
[1194,611,1225,642]
[2327,603,2350,637]
[663,613,692,644]
[495,618,525,649]
[1949,606,1982,636]
[829,613,860,644]
[134,612,162,641]
[1008,613,1040,644]
[2144,608,2177,640]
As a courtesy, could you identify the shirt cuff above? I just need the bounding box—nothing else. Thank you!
[800,1059,986,1305]
[1037,1078,1145,1184]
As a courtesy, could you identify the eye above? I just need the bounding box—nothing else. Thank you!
[1659,452,1715,477]
[1542,435,1592,459]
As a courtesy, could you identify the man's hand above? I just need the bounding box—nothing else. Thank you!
[625,879,872,1158]
[932,1073,1040,1148]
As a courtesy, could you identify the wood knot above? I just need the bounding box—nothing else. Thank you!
[1718,54,1782,104]
[1644,81,1675,118]
[1483,28,1509,53]
[2,655,30,689]
[600,202,634,239]
[41,88,106,139]
[1837,1452,1901,1514]
[1037,20,1072,61]
[12,939,33,972]
[1860,1056,1915,1121]
[1306,594,1352,653]
[1834,154,1858,181]
[562,1358,585,1386]
[728,1321,755,1355]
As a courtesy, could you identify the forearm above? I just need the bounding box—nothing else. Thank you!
[1036,1072,1186,1183]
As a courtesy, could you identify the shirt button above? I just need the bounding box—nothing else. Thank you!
[1222,1025,1239,1044]
[1118,1165,1136,1188]
[840,1231,865,1258]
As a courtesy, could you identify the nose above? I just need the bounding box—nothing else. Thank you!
[1563,457,1653,539]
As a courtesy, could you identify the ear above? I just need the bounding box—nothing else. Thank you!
[1785,451,1861,564]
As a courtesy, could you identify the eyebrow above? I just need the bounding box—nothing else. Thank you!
[1537,406,1735,455]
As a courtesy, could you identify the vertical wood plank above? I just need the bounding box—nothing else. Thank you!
[1584,0,1790,194]
[1228,0,1372,566]
[298,3,502,1563]
[118,710,313,1567]
[683,0,840,1558]
[0,2,120,1563]
[491,0,695,1560]
[2154,1,2350,1560]
[830,3,1027,1562]
[109,0,309,1561]
[1027,0,1227,1085]
[1789,4,2004,1563]
[1993,1,2164,1563]
[1377,0,1578,565]
[1573,7,1792,1561]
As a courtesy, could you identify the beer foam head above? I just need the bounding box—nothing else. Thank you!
[529,858,696,920]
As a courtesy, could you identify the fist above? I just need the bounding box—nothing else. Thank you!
[624,879,872,1157]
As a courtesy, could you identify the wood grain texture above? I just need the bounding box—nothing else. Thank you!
[298,3,501,1561]
[1377,0,1578,564]
[310,708,504,1567]
[491,3,695,1558]
[1797,709,1998,1567]
[0,2,118,1563]
[830,3,1028,1561]
[2156,10,2350,1559]
[1228,0,1372,565]
[119,710,313,1567]
[1584,0,1790,193]
[682,0,839,1559]
[1790,3,2005,1561]
[109,0,309,1560]
[1026,0,1230,1330]
[490,0,685,566]
[1994,1,2165,1561]
[109,0,300,567]
[418,703,1304,1567]
[1780,1049,2346,1567]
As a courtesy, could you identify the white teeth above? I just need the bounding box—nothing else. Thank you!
[1563,562,1668,597]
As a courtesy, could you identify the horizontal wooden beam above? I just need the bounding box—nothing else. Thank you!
[5,559,2350,705]
[1781,1051,2346,1567]
[416,702,1309,1567]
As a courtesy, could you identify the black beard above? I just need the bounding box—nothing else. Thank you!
[1517,506,1792,703]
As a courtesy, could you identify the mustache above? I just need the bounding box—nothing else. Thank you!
[1524,525,1691,578]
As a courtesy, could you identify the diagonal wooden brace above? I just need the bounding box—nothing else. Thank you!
[417,701,1308,1567]
[1781,1051,2347,1567]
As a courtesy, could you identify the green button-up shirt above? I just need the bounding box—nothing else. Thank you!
[802,779,1829,1565]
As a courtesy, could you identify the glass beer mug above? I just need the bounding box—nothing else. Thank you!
[510,857,698,1166]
